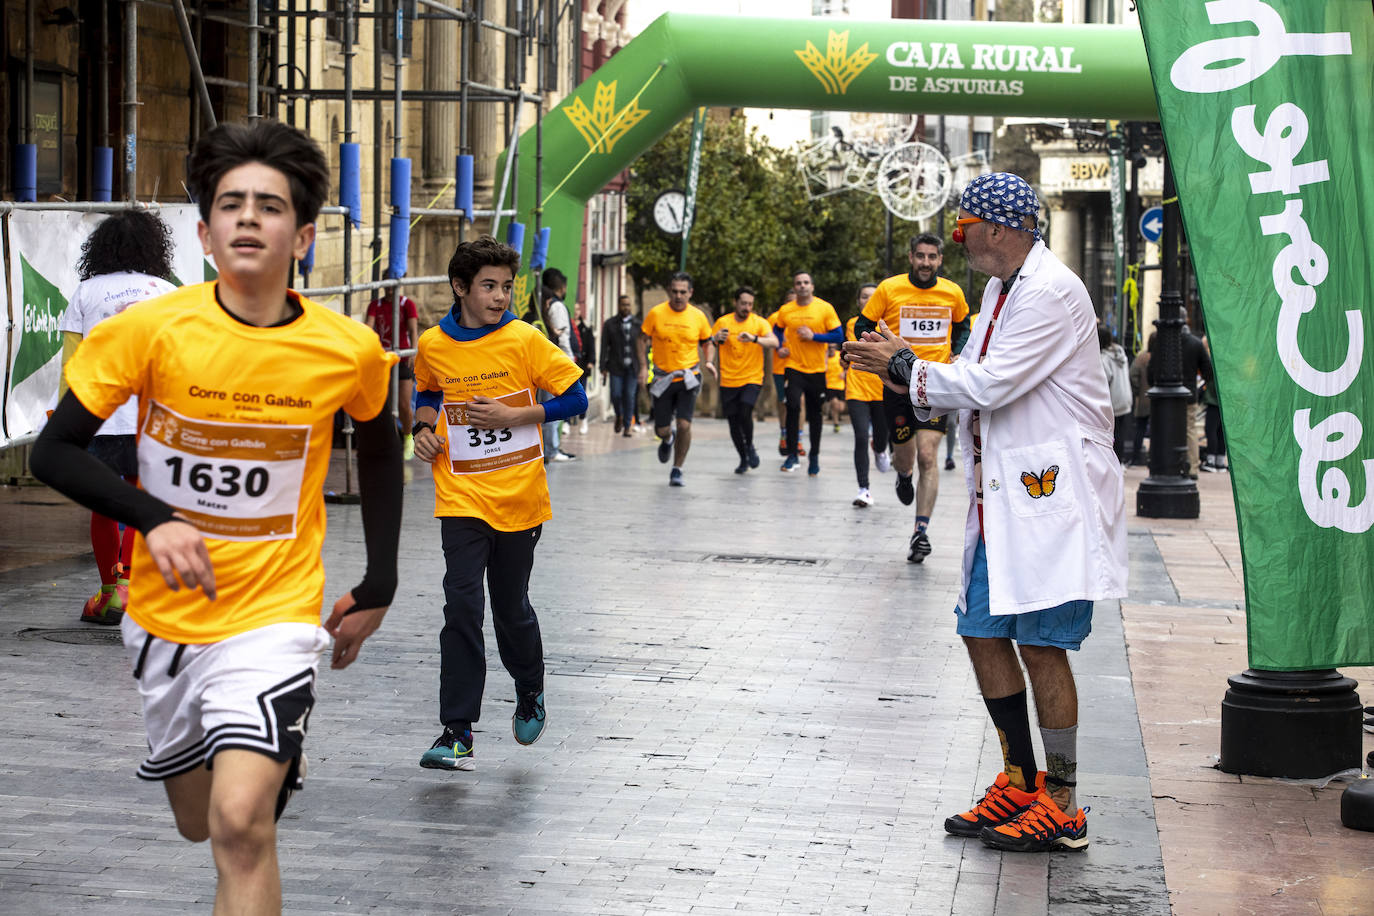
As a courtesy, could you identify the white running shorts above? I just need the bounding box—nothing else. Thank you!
[120,616,329,781]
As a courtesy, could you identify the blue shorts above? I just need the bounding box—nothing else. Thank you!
[955,538,1093,650]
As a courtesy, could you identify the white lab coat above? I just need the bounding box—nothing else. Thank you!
[913,241,1127,615]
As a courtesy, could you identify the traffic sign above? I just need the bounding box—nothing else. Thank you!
[1139,206,1163,244]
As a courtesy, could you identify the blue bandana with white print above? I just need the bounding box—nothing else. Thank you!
[960,172,1042,242]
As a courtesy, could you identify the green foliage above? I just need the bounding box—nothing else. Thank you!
[626,111,986,322]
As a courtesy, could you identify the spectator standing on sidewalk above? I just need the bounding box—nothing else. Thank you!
[1128,338,1152,466]
[412,236,585,772]
[538,268,577,462]
[58,210,176,625]
[1098,326,1133,462]
[600,295,640,437]
[364,270,420,459]
[638,272,716,487]
[1200,334,1227,472]
[574,303,595,434]
[846,171,1127,854]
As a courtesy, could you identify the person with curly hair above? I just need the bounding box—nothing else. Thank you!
[58,210,176,624]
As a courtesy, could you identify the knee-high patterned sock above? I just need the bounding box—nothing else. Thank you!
[983,690,1038,791]
[1040,724,1078,812]
[90,513,121,585]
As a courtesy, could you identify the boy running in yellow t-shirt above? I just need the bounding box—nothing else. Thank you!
[32,120,402,914]
[411,236,585,770]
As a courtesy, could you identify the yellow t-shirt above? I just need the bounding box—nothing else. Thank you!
[766,309,787,376]
[845,316,884,402]
[63,282,397,644]
[825,349,845,391]
[641,302,712,373]
[861,274,969,363]
[711,312,773,388]
[775,298,841,374]
[414,317,583,532]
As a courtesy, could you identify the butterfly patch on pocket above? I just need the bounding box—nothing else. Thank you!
[1020,465,1059,499]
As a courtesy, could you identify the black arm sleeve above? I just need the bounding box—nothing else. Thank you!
[346,404,403,612]
[951,315,972,356]
[30,391,177,534]
[853,314,878,338]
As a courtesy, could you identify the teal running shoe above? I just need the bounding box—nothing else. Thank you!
[420,727,475,771]
[512,690,546,746]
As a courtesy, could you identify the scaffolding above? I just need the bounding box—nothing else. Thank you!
[3,0,579,463]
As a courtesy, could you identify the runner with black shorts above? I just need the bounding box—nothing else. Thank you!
[853,234,970,562]
[638,272,717,487]
[711,286,778,473]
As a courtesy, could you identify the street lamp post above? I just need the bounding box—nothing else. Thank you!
[1135,156,1199,519]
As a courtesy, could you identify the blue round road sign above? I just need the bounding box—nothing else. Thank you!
[1139,206,1163,244]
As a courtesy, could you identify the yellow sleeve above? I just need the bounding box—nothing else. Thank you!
[413,331,439,392]
[640,309,656,338]
[824,304,841,332]
[530,331,586,395]
[343,332,400,421]
[953,285,970,322]
[697,310,713,340]
[63,309,147,420]
[861,287,887,323]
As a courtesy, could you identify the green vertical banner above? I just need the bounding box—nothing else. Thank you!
[679,106,707,273]
[1136,0,1374,669]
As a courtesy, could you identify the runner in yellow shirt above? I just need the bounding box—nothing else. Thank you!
[853,233,970,562]
[31,120,401,913]
[773,271,842,475]
[766,291,796,456]
[845,285,891,507]
[637,271,717,486]
[411,236,586,771]
[825,345,846,432]
[711,285,778,473]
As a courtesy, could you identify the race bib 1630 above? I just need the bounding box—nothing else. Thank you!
[138,401,309,541]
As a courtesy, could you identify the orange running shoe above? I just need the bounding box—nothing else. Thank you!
[980,791,1089,852]
[944,771,1045,837]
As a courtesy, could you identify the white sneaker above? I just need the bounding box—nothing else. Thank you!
[559,421,570,436]
[552,449,576,462]
[852,487,873,507]
[579,419,588,434]
[874,450,891,473]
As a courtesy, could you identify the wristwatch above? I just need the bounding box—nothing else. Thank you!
[411,420,436,437]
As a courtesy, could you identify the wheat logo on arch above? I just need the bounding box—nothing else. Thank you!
[563,80,650,154]
[796,30,877,95]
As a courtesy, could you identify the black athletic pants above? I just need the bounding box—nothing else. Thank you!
[785,368,825,460]
[848,399,888,489]
[721,383,761,461]
[438,517,544,728]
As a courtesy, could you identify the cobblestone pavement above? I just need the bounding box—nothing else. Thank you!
[1,421,1167,915]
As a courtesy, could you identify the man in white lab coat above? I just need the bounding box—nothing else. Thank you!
[845,172,1127,853]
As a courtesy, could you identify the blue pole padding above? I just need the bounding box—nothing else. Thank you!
[92,147,114,202]
[390,157,412,218]
[14,144,37,201]
[530,226,551,270]
[505,221,525,257]
[339,142,361,227]
[389,215,410,280]
[299,236,316,277]
[455,154,474,219]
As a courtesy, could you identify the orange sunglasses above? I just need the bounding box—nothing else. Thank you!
[951,216,984,244]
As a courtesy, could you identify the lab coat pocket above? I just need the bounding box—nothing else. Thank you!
[1001,438,1079,519]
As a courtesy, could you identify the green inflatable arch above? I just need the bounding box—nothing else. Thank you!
[499,13,1157,300]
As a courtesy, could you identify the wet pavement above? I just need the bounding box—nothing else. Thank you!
[0,417,1368,914]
